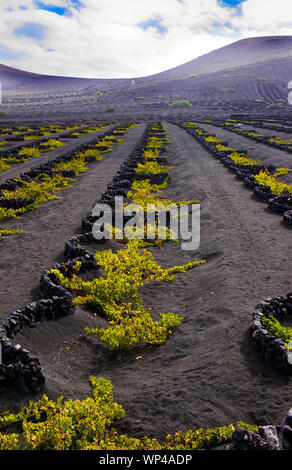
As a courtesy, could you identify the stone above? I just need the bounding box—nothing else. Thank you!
[282,425,292,449]
[258,426,282,450]
[282,409,292,426]
[230,428,267,451]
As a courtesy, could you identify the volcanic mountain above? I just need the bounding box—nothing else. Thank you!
[1,35,292,121]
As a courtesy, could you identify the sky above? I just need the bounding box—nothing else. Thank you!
[0,0,292,79]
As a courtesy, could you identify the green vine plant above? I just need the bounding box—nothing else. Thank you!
[118,127,198,247]
[136,161,173,174]
[0,174,74,222]
[182,122,292,195]
[0,124,115,174]
[0,228,24,237]
[47,239,206,349]
[0,124,135,222]
[253,168,292,195]
[39,139,65,151]
[261,315,292,350]
[0,376,258,450]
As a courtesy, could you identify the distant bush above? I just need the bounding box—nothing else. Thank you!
[258,77,268,81]
[96,91,102,95]
[266,103,283,109]
[169,100,192,108]
[158,95,166,99]
[255,99,264,103]
[0,111,8,117]
[172,94,181,98]
[105,107,115,113]
[221,88,235,93]
[221,74,230,78]
[141,102,153,105]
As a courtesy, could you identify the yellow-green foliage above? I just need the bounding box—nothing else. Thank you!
[40,139,64,151]
[48,240,205,349]
[269,137,291,145]
[18,147,41,159]
[0,229,24,237]
[23,133,49,140]
[54,155,89,174]
[127,178,198,210]
[237,129,263,138]
[120,177,198,247]
[170,100,192,108]
[127,178,169,208]
[204,136,222,143]
[215,144,233,152]
[136,161,173,174]
[0,125,134,221]
[77,148,103,161]
[253,168,292,195]
[0,376,258,450]
[143,148,162,159]
[227,151,261,166]
[0,174,74,221]
[183,123,261,166]
[2,174,73,203]
[147,137,167,148]
[0,159,11,173]
[0,377,125,450]
[261,315,292,350]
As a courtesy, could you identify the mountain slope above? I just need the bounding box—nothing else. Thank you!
[1,36,292,120]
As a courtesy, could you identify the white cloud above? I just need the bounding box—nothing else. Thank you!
[0,0,291,78]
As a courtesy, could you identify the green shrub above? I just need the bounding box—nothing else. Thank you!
[169,100,192,108]
[266,103,283,109]
[18,147,41,159]
[136,161,173,174]
[0,376,258,450]
[221,88,235,93]
[261,315,292,348]
[40,139,64,150]
[49,239,204,349]
[0,229,24,237]
[105,107,115,113]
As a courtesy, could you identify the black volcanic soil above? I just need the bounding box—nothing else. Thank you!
[0,124,145,319]
[0,121,291,443]
[197,121,292,183]
[0,35,292,446]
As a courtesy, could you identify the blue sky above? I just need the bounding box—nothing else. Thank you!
[33,0,84,16]
[15,22,47,40]
[0,0,290,78]
[220,0,245,5]
[137,19,168,35]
